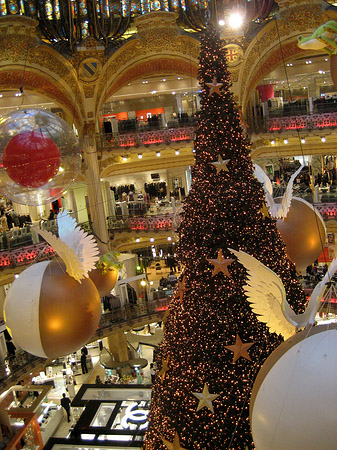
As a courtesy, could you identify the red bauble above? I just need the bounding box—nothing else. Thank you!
[3,130,61,188]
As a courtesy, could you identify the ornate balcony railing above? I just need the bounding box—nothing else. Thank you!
[98,125,195,150]
[248,112,337,134]
[107,214,173,231]
[0,299,168,393]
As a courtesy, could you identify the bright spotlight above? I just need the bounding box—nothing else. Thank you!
[228,12,243,29]
[219,19,225,26]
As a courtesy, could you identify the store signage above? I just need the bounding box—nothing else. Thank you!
[121,402,149,430]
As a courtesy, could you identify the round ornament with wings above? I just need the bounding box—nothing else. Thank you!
[229,248,337,340]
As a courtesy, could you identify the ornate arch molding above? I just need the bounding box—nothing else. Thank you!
[0,68,83,128]
[239,8,337,115]
[95,33,200,115]
[0,16,85,127]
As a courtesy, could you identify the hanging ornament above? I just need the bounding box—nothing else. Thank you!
[250,325,337,450]
[89,251,123,297]
[0,108,81,206]
[3,211,100,358]
[275,198,326,271]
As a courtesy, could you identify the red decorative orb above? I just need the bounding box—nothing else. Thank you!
[3,130,61,188]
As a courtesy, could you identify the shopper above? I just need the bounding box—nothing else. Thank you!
[60,393,71,422]
[95,375,103,385]
[81,350,88,374]
[150,363,156,384]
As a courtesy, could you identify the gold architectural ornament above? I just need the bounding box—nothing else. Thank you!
[224,44,244,68]
[79,57,102,83]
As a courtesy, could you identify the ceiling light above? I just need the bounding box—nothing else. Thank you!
[150,237,155,242]
[301,138,306,144]
[122,156,127,162]
[321,137,326,142]
[283,139,288,144]
[177,77,182,80]
[161,78,166,82]
[228,12,243,29]
[142,80,148,84]
[219,19,225,26]
[156,152,161,157]
[151,90,157,94]
[270,140,276,145]
[138,154,143,159]
[15,93,22,97]
[0,94,3,98]
[136,238,140,243]
[140,280,147,286]
[172,91,176,95]
[175,150,180,155]
[58,166,64,172]
[167,236,172,241]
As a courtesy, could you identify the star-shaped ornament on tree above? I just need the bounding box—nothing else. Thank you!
[211,156,230,175]
[207,250,234,277]
[260,203,270,219]
[225,334,254,363]
[159,356,170,381]
[162,432,187,450]
[175,276,186,303]
[206,76,223,96]
[192,382,219,413]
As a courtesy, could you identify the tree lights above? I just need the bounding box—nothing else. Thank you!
[144,26,306,449]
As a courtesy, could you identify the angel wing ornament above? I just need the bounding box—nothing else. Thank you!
[36,210,100,282]
[253,163,305,219]
[229,248,337,339]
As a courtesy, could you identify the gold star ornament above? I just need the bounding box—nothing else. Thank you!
[206,76,223,96]
[192,382,219,413]
[162,432,187,450]
[225,334,254,363]
[211,156,230,175]
[260,204,270,218]
[159,356,170,381]
[207,249,234,277]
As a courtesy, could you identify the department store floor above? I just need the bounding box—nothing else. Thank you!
[48,341,155,439]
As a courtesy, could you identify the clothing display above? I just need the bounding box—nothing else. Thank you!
[144,182,167,199]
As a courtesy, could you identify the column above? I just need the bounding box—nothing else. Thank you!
[82,128,109,254]
[107,331,129,362]
[67,188,78,223]
[104,181,116,217]
[175,94,183,114]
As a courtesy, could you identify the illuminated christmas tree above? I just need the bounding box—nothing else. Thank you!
[144,26,306,449]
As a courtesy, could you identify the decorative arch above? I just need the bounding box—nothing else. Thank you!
[0,69,83,126]
[238,8,336,114]
[94,33,200,115]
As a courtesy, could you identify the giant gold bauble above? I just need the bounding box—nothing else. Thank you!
[275,197,326,271]
[4,260,101,358]
[89,267,118,298]
[250,325,337,450]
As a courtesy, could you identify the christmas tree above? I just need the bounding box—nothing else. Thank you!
[144,26,306,449]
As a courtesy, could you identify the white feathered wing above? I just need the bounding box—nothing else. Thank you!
[253,164,304,219]
[230,248,337,339]
[36,210,99,283]
[229,248,296,339]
